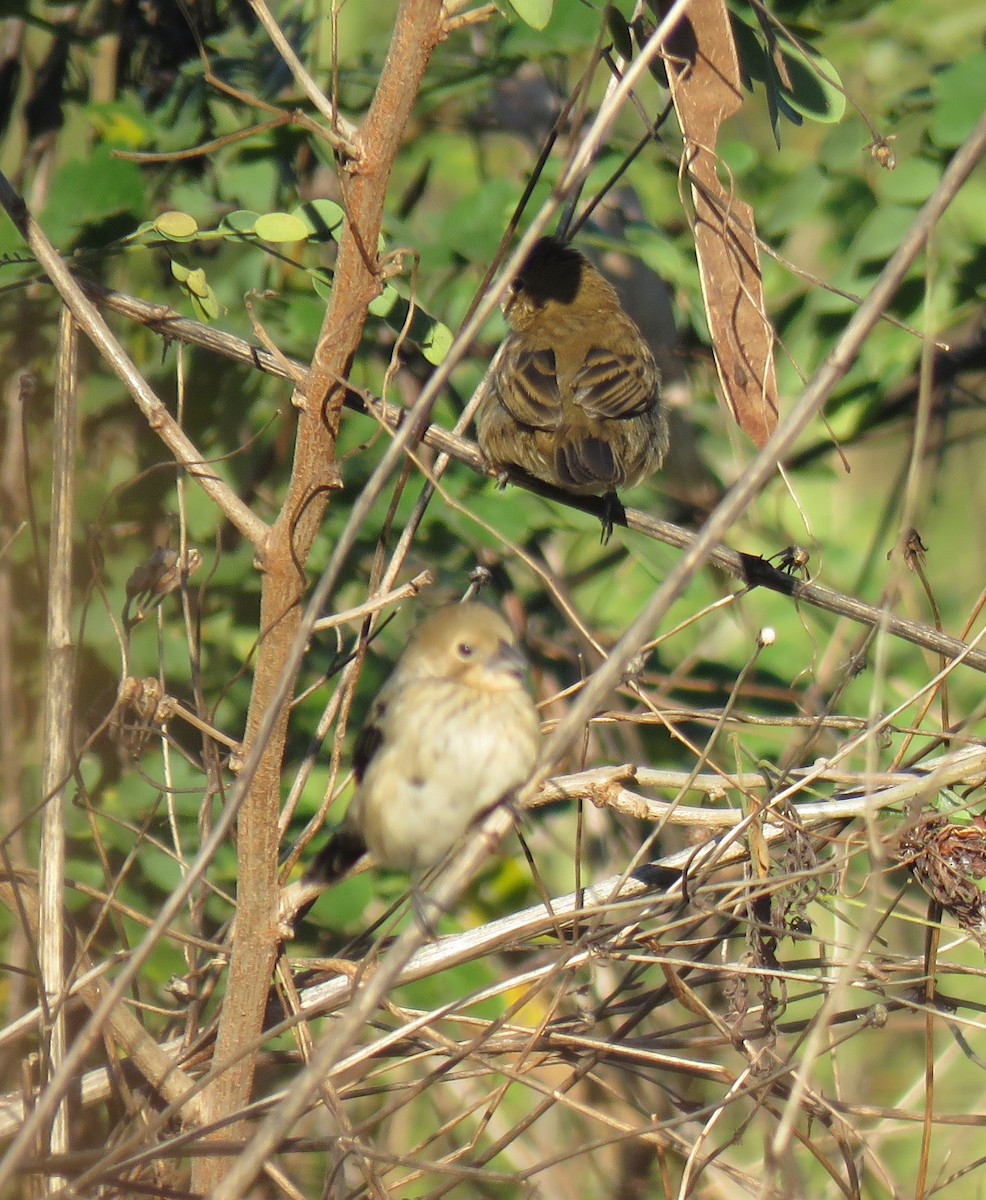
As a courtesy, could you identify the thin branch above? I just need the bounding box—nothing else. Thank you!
[0,174,269,550]
[2,739,980,1158]
[37,307,77,1178]
[200,112,986,1192]
[244,0,359,152]
[199,2,450,1188]
[0,880,204,1135]
[82,281,986,677]
[0,709,252,1190]
[540,109,986,777]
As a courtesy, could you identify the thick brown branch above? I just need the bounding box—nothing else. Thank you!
[198,1,447,1187]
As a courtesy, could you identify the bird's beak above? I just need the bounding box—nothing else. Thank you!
[491,639,526,679]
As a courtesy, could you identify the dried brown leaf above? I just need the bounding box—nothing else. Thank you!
[662,0,779,445]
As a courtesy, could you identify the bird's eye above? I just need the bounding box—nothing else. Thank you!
[456,641,475,659]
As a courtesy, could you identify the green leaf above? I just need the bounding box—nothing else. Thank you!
[730,12,782,143]
[310,267,334,302]
[605,4,633,59]
[631,16,669,85]
[731,12,771,89]
[730,13,845,133]
[190,288,222,321]
[155,210,199,240]
[419,318,453,366]
[254,211,310,243]
[929,51,986,148]
[171,258,221,319]
[88,102,151,149]
[368,284,400,318]
[220,210,261,235]
[42,145,145,245]
[129,219,159,239]
[772,30,846,124]
[369,283,454,364]
[183,267,210,298]
[292,199,345,241]
[503,0,553,30]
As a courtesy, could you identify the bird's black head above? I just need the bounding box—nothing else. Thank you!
[512,235,585,306]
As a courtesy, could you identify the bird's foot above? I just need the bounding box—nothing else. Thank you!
[599,492,627,544]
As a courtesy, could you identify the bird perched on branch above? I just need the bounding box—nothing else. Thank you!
[301,602,541,901]
[477,235,669,541]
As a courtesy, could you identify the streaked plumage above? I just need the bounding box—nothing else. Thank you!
[477,236,668,540]
[305,602,540,886]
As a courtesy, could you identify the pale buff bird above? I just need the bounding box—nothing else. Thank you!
[304,602,540,889]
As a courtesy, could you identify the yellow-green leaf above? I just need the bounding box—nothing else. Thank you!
[254,211,310,243]
[420,319,453,366]
[503,0,553,30]
[190,287,222,322]
[155,211,199,240]
[292,200,345,242]
[184,267,210,298]
[221,210,261,235]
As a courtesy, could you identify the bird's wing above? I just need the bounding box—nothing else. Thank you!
[572,340,658,422]
[493,339,562,429]
[352,702,386,783]
[300,694,388,892]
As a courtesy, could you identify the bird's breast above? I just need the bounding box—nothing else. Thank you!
[354,681,538,871]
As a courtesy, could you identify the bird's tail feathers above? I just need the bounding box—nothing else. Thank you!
[304,827,367,887]
[284,827,368,931]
